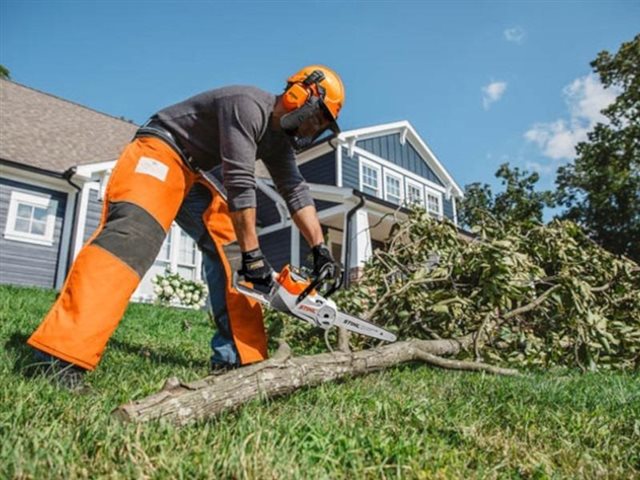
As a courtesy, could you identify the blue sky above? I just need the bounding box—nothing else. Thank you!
[1,1,638,194]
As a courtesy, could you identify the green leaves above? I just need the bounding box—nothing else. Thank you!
[332,210,639,371]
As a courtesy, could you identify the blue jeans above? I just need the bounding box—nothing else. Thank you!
[174,181,240,367]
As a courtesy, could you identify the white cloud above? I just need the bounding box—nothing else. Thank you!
[504,27,526,44]
[482,81,508,110]
[524,73,618,160]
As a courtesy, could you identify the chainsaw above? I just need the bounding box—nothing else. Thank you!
[234,265,397,342]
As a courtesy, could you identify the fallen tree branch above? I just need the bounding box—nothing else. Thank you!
[113,337,518,425]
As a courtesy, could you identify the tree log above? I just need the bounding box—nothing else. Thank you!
[113,338,519,425]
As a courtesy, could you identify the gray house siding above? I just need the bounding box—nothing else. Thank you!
[259,228,291,272]
[357,134,443,186]
[299,151,336,185]
[83,188,102,243]
[0,177,68,288]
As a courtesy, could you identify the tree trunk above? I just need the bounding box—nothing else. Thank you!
[114,337,518,426]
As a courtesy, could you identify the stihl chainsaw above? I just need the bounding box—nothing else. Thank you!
[234,265,396,342]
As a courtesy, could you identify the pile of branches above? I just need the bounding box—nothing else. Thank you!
[271,210,639,371]
[117,210,638,424]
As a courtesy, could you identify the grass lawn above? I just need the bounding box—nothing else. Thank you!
[1,284,638,479]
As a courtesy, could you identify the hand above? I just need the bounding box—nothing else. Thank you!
[312,243,342,282]
[239,248,274,292]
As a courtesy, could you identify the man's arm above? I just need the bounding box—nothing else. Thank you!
[291,204,324,247]
[229,208,259,252]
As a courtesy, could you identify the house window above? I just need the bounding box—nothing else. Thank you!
[177,230,198,280]
[406,180,424,207]
[426,188,443,216]
[360,159,381,197]
[4,191,58,246]
[384,171,403,205]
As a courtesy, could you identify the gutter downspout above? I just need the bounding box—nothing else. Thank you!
[343,192,366,288]
[62,167,82,275]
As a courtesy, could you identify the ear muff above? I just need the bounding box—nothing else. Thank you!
[282,82,311,112]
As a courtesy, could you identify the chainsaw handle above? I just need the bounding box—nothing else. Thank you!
[296,264,343,303]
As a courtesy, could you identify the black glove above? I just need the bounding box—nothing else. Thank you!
[239,248,274,292]
[312,243,342,282]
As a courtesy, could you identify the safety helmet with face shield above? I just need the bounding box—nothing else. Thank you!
[280,65,345,151]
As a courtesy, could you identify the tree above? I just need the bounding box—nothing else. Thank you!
[556,35,640,262]
[0,65,10,80]
[459,163,554,228]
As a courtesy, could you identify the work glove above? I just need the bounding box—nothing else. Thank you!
[239,248,275,293]
[312,243,342,283]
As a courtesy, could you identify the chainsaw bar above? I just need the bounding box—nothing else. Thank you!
[333,311,396,342]
[233,268,396,343]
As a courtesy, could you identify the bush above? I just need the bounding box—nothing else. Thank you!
[152,268,207,310]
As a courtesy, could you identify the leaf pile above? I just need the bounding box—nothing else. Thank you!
[333,210,639,370]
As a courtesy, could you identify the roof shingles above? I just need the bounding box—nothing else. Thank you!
[0,79,138,173]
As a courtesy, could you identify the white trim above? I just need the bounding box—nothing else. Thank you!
[169,224,181,273]
[383,169,403,205]
[259,221,292,236]
[307,183,355,202]
[294,142,334,166]
[336,144,343,187]
[400,127,408,145]
[359,157,382,198]
[317,203,352,220]
[452,197,458,225]
[347,137,357,158]
[55,190,77,288]
[98,170,111,201]
[75,160,117,178]
[4,191,58,246]
[354,146,447,194]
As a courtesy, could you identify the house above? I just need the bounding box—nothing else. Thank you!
[255,122,463,284]
[0,79,203,299]
[1,79,463,298]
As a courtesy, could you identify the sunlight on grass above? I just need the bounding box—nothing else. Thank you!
[1,285,638,478]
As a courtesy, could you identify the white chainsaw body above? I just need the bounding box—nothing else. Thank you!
[234,266,396,343]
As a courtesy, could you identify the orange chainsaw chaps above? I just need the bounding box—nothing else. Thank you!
[27,245,141,370]
[198,179,268,365]
[27,137,196,370]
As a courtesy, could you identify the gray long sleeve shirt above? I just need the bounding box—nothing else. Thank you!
[150,85,314,213]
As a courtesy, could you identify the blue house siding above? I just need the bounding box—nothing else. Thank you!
[259,228,291,272]
[0,178,67,288]
[341,148,359,190]
[357,134,443,186]
[256,189,281,227]
[443,197,455,222]
[299,151,336,185]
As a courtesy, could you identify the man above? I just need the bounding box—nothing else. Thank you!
[27,65,345,389]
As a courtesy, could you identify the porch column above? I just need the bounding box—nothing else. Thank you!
[290,224,300,268]
[345,209,372,283]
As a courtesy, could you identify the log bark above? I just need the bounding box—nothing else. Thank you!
[114,337,518,425]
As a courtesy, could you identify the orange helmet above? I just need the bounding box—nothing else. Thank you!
[284,65,345,121]
[281,65,345,150]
